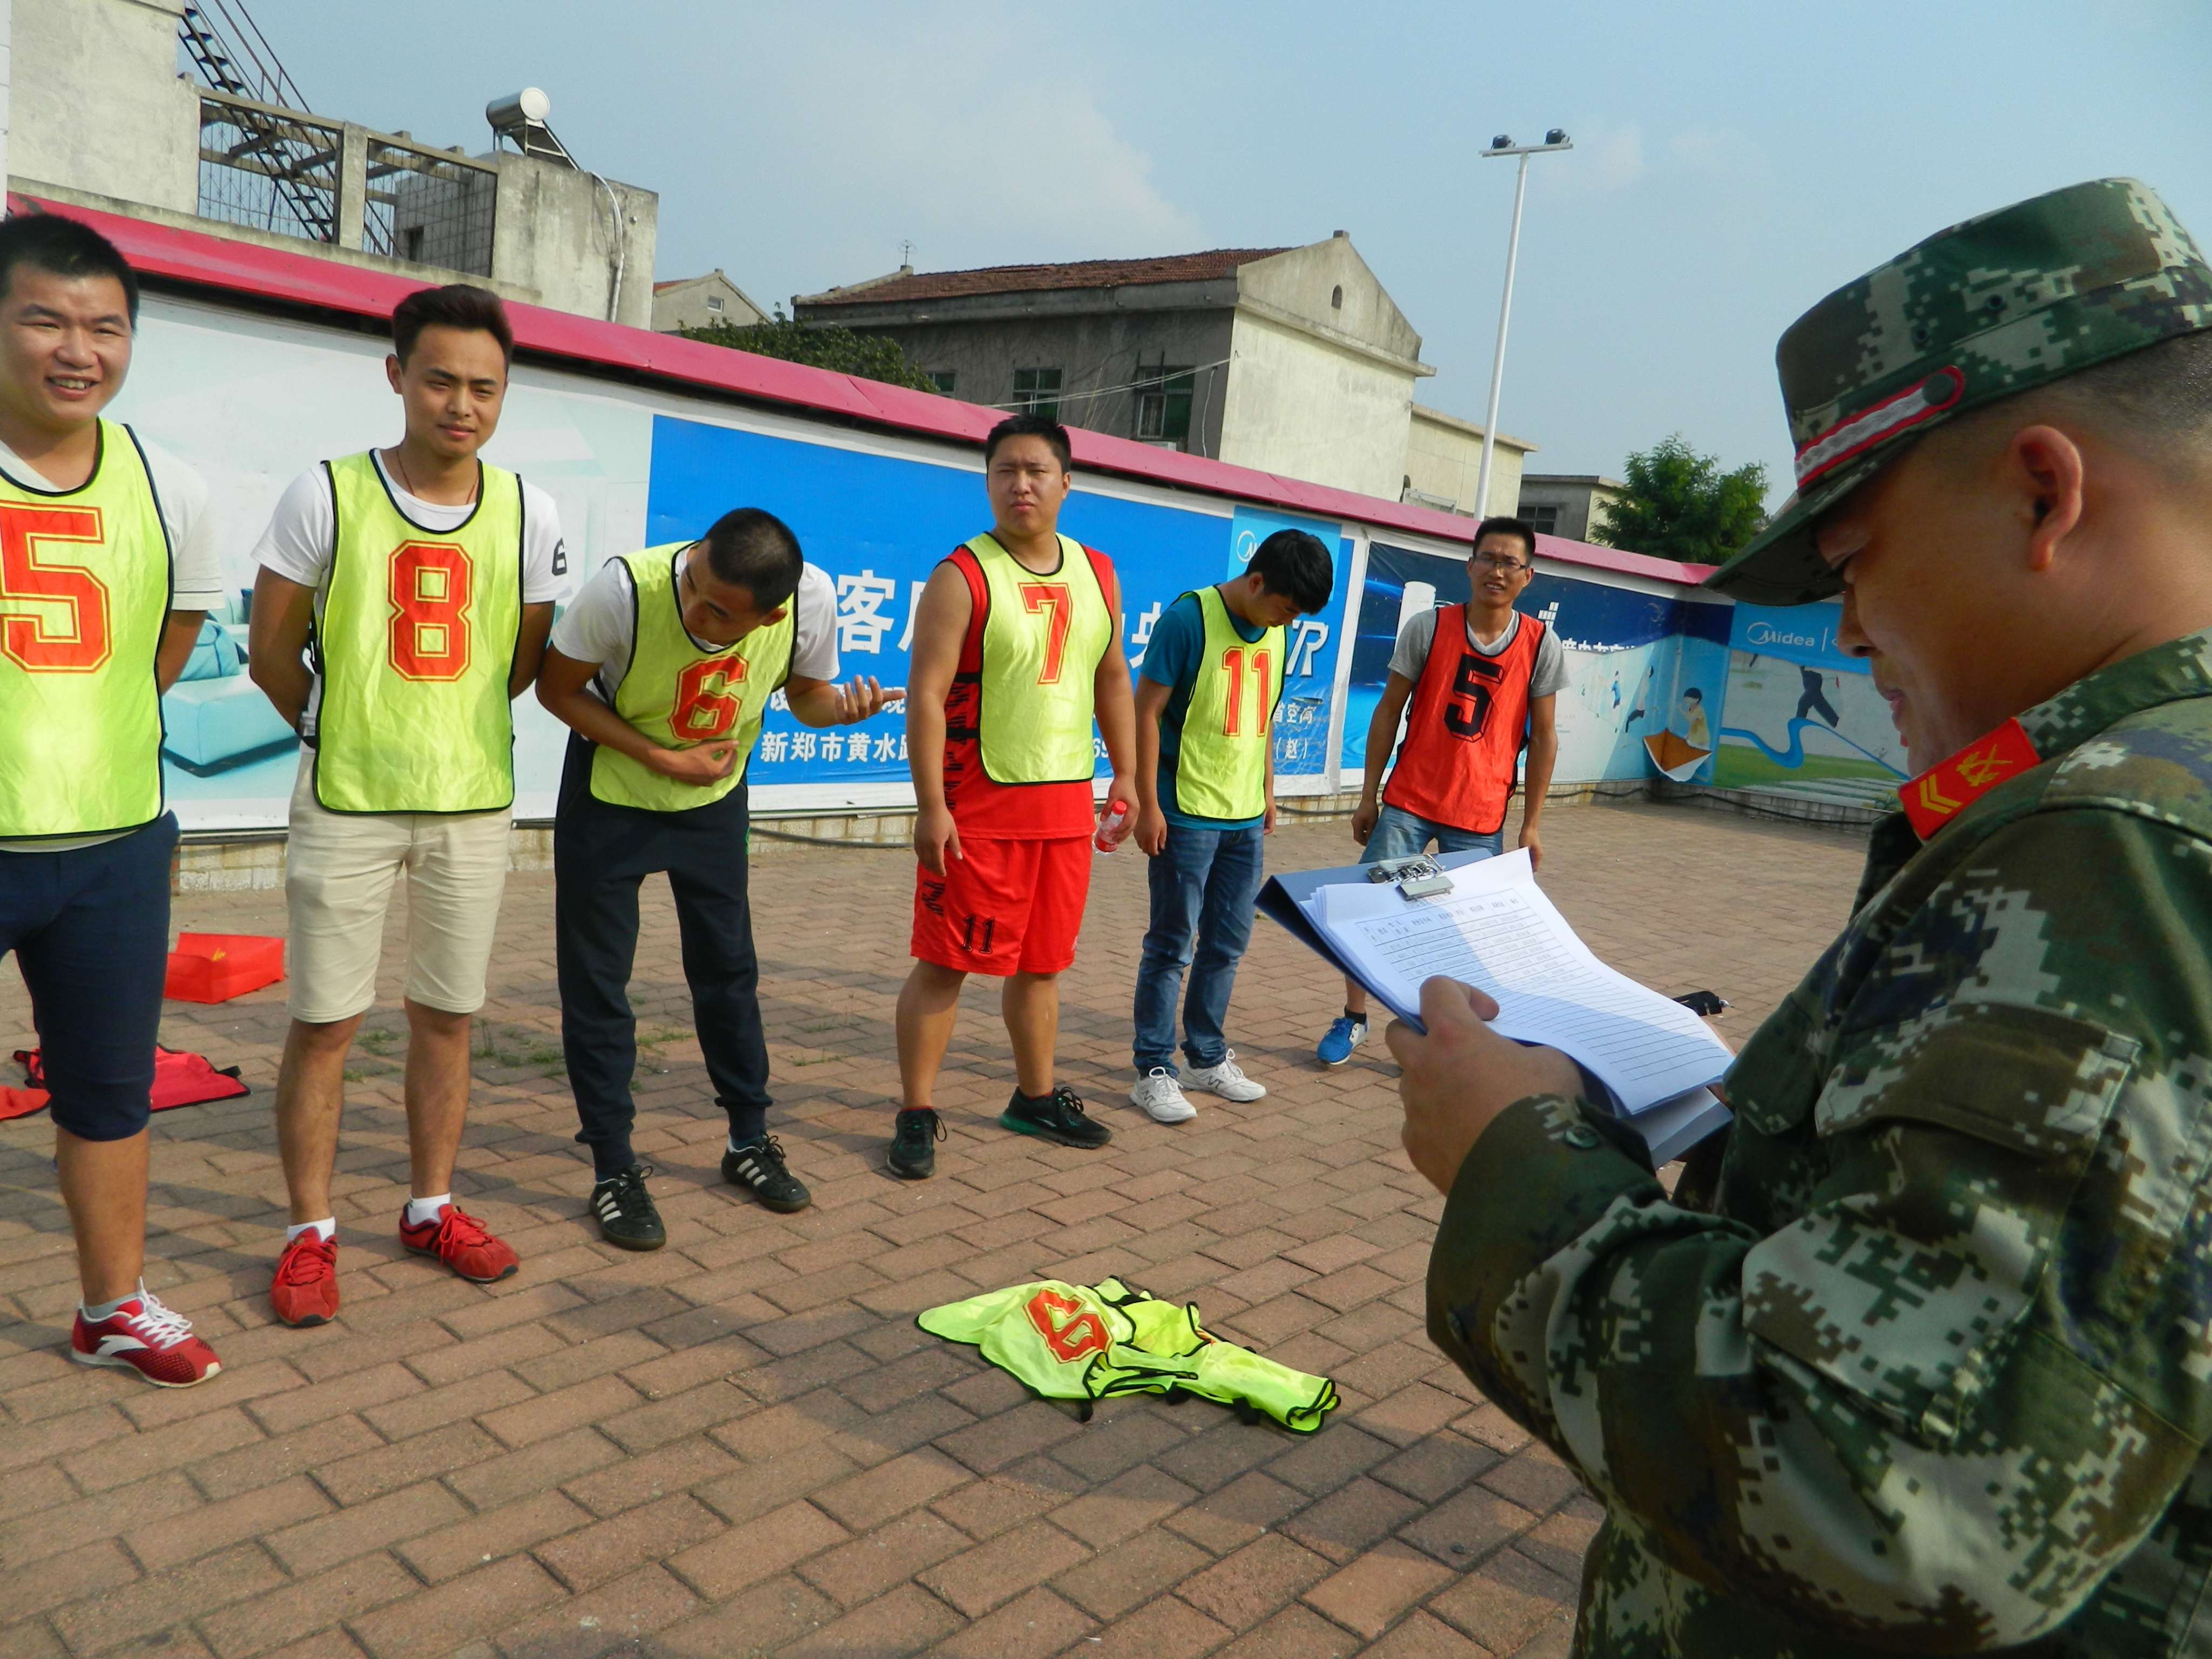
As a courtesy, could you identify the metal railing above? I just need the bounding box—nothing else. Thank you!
[195,89,498,277]
[195,90,341,244]
[363,138,496,275]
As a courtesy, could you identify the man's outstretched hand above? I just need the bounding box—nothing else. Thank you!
[1388,977,1584,1195]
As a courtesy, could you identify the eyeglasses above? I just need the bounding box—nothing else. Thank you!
[1471,552,1529,572]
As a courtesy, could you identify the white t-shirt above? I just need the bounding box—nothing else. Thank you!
[252,451,569,734]
[1388,606,1569,700]
[0,430,225,611]
[551,552,839,704]
[0,430,224,853]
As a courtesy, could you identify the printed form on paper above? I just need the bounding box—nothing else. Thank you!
[1306,849,1731,1116]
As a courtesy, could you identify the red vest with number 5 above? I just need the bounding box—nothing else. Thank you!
[1382,605,1543,836]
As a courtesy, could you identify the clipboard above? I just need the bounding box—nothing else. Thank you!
[1255,847,1500,983]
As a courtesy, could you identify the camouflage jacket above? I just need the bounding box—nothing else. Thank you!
[1428,632,2212,1655]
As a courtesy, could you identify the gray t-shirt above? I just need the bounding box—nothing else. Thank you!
[1387,606,1568,698]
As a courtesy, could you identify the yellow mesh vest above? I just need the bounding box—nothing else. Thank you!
[919,1277,1338,1433]
[0,421,171,838]
[1173,585,1284,821]
[313,453,524,814]
[969,532,1113,784]
[589,544,796,811]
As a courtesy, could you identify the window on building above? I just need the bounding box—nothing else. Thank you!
[707,294,724,314]
[1012,367,1062,420]
[927,370,957,395]
[403,225,425,264]
[1134,365,1195,443]
[1521,503,1561,536]
[1331,285,1344,309]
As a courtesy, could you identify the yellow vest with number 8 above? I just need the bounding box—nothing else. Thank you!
[312,452,524,815]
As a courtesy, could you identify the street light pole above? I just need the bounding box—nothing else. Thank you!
[1474,130,1572,523]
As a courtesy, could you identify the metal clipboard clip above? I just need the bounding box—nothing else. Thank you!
[1365,853,1453,900]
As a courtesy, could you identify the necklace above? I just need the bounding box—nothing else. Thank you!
[386,445,477,507]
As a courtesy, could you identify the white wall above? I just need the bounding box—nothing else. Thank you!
[1217,309,1417,500]
[11,0,197,213]
[1405,409,1530,518]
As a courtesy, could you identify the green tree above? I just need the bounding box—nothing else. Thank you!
[1589,434,1770,564]
[679,317,942,394]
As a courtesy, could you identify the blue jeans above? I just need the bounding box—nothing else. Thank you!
[1133,822,1265,1076]
[1365,803,1503,863]
[0,813,178,1141]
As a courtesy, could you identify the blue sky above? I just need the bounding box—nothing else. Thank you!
[247,0,2211,502]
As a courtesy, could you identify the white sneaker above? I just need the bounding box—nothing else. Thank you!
[1186,1050,1267,1102]
[1130,1067,1197,1123]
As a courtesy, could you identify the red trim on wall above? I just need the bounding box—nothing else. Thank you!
[15,193,1715,588]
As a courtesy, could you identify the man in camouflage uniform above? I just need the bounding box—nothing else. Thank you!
[1394,177,2212,1654]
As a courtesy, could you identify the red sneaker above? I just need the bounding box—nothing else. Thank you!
[399,1203,518,1284]
[271,1232,340,1327]
[71,1290,222,1387]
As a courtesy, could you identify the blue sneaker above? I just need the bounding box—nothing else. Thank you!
[1316,1015,1368,1068]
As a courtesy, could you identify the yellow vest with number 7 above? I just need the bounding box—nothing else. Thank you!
[312,452,523,815]
[965,531,1113,784]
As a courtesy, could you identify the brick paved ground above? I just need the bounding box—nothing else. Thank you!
[0,801,1867,1659]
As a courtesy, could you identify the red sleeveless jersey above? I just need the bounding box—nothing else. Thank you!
[940,538,1120,839]
[1381,605,1545,836]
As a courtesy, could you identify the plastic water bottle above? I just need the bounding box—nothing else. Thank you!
[1094,799,1132,854]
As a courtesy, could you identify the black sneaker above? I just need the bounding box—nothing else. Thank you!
[723,1135,812,1213]
[1000,1084,1113,1150]
[887,1108,945,1180]
[589,1162,665,1251]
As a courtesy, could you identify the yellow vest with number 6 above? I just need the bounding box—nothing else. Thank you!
[590,544,795,811]
[968,532,1113,784]
[1174,585,1284,822]
[0,421,171,838]
[313,453,524,814]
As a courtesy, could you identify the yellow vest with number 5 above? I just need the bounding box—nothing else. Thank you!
[589,544,795,811]
[967,532,1113,784]
[312,453,524,814]
[1174,585,1284,821]
[0,420,171,838]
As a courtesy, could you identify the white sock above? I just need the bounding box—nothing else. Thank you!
[286,1218,336,1244]
[405,1193,451,1228]
[82,1280,146,1321]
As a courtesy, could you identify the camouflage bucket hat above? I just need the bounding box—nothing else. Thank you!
[1708,178,2212,605]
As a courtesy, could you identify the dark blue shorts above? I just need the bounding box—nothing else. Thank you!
[1,814,178,1141]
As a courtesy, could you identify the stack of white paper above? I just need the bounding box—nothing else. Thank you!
[1300,849,1732,1123]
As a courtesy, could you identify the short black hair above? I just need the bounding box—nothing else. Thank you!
[393,283,513,366]
[1247,529,1333,613]
[1683,687,1703,704]
[984,413,1072,471]
[700,508,803,610]
[1472,516,1537,562]
[0,212,138,323]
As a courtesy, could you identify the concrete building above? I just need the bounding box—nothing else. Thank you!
[1401,403,1537,520]
[795,233,1509,504]
[1518,473,1627,542]
[6,0,658,328]
[652,269,770,333]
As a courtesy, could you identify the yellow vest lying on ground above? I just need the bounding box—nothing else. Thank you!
[918,1277,1338,1433]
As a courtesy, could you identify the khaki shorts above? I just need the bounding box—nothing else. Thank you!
[284,759,512,1023]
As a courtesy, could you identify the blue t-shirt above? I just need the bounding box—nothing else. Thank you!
[1139,590,1267,830]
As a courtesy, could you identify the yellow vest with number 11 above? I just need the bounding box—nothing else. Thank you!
[969,531,1114,784]
[0,420,171,838]
[1175,585,1284,821]
[590,544,795,811]
[312,452,524,814]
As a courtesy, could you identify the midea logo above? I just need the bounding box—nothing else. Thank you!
[1744,621,1825,651]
